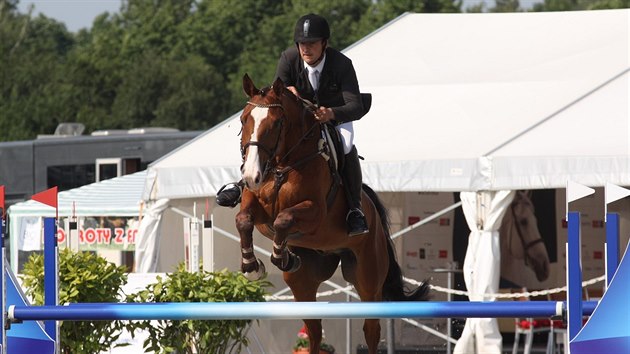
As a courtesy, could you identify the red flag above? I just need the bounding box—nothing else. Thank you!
[32,187,58,209]
[0,185,5,218]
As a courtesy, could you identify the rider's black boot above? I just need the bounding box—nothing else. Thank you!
[343,146,369,237]
[216,182,242,208]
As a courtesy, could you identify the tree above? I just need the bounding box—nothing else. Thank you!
[232,0,373,107]
[491,0,522,12]
[1,0,462,141]
[532,0,629,11]
[0,2,76,141]
[112,53,224,129]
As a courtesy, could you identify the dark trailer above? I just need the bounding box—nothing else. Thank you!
[0,125,201,206]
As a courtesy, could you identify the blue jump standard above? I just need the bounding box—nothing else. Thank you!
[9,301,597,321]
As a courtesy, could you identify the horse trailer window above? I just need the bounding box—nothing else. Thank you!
[47,164,96,192]
[96,158,122,182]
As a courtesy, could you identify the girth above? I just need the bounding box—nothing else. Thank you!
[263,124,343,237]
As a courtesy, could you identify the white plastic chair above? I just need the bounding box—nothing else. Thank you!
[511,288,553,354]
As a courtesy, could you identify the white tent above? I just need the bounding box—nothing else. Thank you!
[143,10,629,200]
[8,171,146,270]
[9,171,146,218]
[138,10,629,354]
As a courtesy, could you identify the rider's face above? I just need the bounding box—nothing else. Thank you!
[298,40,325,66]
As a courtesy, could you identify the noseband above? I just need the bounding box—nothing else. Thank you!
[241,98,321,170]
[241,101,285,177]
[241,96,326,218]
[510,200,545,265]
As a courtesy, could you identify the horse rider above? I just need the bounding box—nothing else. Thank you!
[216,13,369,237]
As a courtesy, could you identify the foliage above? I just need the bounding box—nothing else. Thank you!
[0,1,76,140]
[125,264,272,354]
[293,334,336,353]
[491,0,522,12]
[2,0,627,141]
[20,248,129,354]
[0,0,463,142]
[532,0,629,11]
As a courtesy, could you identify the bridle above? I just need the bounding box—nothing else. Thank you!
[241,96,325,217]
[241,101,285,180]
[509,197,545,266]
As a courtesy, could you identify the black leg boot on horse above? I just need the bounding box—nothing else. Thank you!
[343,146,369,237]
[216,181,243,207]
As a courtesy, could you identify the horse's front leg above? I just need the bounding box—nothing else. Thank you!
[270,200,320,272]
[235,194,266,280]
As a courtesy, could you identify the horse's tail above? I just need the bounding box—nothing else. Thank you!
[362,184,431,302]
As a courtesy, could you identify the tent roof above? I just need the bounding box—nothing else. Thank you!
[9,171,146,218]
[143,9,629,200]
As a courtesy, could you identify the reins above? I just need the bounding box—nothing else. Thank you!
[244,97,326,218]
[242,101,284,179]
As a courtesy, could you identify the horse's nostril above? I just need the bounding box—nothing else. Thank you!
[254,172,261,184]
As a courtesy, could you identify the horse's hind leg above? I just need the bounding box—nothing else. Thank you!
[284,248,340,354]
[340,253,383,354]
[284,272,323,353]
[303,319,323,354]
[363,319,381,354]
[347,234,389,354]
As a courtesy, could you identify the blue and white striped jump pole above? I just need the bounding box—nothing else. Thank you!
[5,189,608,350]
[8,301,597,322]
[15,215,599,324]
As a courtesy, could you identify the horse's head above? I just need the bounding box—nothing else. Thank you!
[239,74,288,191]
[502,190,550,282]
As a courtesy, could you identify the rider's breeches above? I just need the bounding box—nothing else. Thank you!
[337,122,354,155]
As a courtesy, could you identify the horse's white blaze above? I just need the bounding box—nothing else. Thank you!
[242,107,268,190]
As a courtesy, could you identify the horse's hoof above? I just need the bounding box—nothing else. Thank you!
[243,259,266,281]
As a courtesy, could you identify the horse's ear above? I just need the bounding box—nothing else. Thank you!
[243,74,258,98]
[271,77,285,96]
[516,190,530,199]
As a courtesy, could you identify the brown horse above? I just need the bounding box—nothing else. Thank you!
[234,74,429,354]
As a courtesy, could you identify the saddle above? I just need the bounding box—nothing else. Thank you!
[265,93,371,236]
[310,93,372,208]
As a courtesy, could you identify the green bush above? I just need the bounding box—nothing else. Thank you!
[126,263,272,354]
[20,248,129,354]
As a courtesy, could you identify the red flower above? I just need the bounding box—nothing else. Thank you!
[298,325,309,339]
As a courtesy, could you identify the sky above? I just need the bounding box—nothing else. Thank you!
[17,0,123,32]
[17,0,545,33]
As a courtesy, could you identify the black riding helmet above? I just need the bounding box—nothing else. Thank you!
[294,13,330,43]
